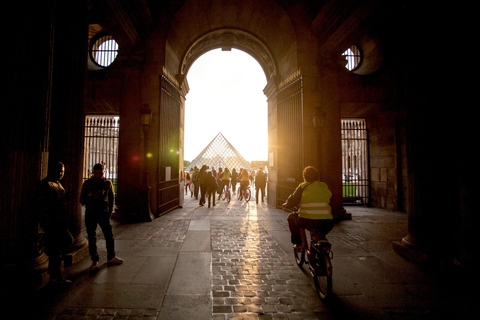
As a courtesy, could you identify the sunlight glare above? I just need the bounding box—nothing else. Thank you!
[184,49,268,163]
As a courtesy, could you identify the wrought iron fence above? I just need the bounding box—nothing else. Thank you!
[276,72,304,207]
[341,119,370,205]
[83,116,119,197]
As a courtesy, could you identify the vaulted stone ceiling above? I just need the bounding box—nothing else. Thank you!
[89,0,387,57]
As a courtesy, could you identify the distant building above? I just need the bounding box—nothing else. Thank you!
[186,133,253,172]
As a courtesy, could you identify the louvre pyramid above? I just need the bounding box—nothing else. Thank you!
[186,133,253,172]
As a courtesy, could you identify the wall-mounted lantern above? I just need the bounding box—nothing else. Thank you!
[139,104,152,135]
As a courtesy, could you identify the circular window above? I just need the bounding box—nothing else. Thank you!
[91,35,119,67]
[342,45,361,71]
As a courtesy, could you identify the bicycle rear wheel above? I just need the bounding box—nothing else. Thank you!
[245,188,251,201]
[311,249,332,299]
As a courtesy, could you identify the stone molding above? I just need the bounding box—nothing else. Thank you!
[179,29,277,80]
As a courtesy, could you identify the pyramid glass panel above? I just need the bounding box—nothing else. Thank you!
[186,133,253,172]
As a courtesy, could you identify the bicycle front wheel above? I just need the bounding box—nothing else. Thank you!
[312,252,332,299]
[226,190,231,203]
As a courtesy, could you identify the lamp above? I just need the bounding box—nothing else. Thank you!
[139,104,152,134]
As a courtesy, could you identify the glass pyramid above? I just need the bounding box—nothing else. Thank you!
[185,133,253,172]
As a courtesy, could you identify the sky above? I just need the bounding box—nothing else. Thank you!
[184,49,268,162]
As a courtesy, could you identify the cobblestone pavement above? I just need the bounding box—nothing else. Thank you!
[210,220,325,319]
[11,193,477,319]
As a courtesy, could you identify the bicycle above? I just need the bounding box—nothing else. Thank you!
[221,182,231,203]
[237,184,251,202]
[294,229,333,299]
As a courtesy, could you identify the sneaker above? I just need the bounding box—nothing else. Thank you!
[89,261,99,272]
[107,256,124,265]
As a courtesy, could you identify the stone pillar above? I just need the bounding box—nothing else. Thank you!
[116,63,151,221]
[1,0,56,293]
[305,59,348,220]
[48,0,89,253]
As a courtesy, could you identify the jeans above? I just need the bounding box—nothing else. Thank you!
[85,211,115,261]
[207,188,216,207]
[255,187,265,203]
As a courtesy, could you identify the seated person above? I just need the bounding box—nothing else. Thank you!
[282,166,334,251]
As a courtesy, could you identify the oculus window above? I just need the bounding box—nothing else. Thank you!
[342,45,361,71]
[91,35,119,68]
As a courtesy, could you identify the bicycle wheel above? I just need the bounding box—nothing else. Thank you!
[245,188,251,201]
[311,248,332,299]
[221,188,226,200]
[226,189,231,203]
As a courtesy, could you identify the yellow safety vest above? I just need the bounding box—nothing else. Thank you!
[298,181,333,220]
[222,171,231,180]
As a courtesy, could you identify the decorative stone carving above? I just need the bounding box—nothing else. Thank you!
[180,29,277,80]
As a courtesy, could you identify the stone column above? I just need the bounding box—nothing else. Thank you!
[305,58,348,220]
[116,62,151,221]
[1,0,56,292]
[48,0,89,253]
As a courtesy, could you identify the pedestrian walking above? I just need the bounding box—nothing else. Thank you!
[255,169,267,204]
[231,168,238,195]
[185,172,191,195]
[198,165,208,206]
[206,171,217,208]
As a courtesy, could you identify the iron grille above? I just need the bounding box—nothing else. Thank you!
[158,74,182,214]
[83,116,119,198]
[341,119,370,205]
[342,45,361,71]
[276,72,303,206]
[91,35,118,67]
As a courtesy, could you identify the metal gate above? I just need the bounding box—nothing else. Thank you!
[276,71,304,207]
[157,72,181,214]
[83,116,119,197]
[341,119,370,205]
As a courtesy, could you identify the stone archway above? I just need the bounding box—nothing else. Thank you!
[173,29,282,206]
[179,29,277,82]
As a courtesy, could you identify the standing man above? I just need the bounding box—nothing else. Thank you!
[192,166,199,200]
[255,169,267,204]
[37,162,73,285]
[80,163,123,271]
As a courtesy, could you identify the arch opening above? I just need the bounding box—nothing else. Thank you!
[184,48,268,168]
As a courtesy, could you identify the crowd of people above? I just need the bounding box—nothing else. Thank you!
[184,166,267,207]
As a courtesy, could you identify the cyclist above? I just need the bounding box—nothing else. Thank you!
[221,168,231,195]
[238,168,250,199]
[282,166,334,251]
